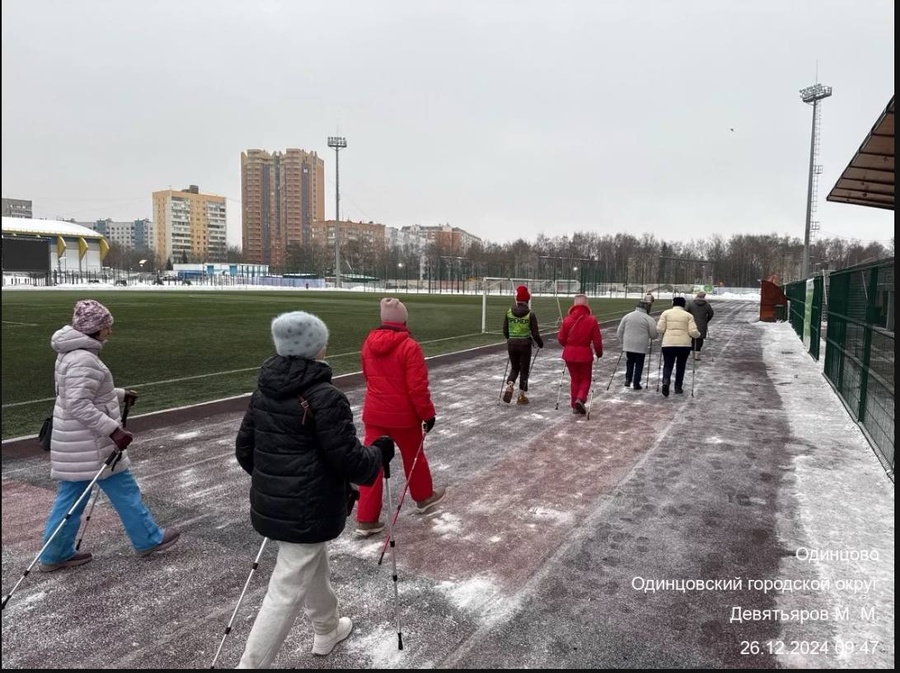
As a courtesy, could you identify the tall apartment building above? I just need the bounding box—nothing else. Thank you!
[79,218,153,250]
[309,219,386,250]
[403,223,481,254]
[241,148,325,268]
[2,198,33,219]
[151,185,227,265]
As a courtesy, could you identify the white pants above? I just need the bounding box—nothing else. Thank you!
[237,540,339,668]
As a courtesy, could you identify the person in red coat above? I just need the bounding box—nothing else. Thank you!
[355,298,446,536]
[557,294,603,415]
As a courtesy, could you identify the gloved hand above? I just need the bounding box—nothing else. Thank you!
[124,389,139,407]
[372,436,395,468]
[596,353,603,360]
[109,427,134,450]
[423,416,436,434]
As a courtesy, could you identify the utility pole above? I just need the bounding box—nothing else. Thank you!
[799,83,831,279]
[327,136,347,288]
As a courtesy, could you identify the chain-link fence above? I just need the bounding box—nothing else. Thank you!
[822,258,894,475]
[784,275,825,360]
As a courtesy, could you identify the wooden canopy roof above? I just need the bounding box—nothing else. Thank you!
[826,95,895,211]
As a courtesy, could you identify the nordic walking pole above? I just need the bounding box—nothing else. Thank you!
[75,397,134,551]
[530,344,540,372]
[378,431,426,566]
[554,363,567,410]
[210,537,269,669]
[382,454,404,650]
[691,343,697,398]
[523,344,541,398]
[645,340,653,387]
[2,447,124,610]
[656,347,663,392]
[498,355,511,402]
[121,398,133,427]
[605,351,624,391]
[587,357,600,419]
[75,487,102,552]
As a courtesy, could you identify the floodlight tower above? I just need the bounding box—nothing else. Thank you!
[799,83,832,279]
[327,135,347,288]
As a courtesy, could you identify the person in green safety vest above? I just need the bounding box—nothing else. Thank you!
[501,285,544,405]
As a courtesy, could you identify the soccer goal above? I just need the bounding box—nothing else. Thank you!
[481,277,575,333]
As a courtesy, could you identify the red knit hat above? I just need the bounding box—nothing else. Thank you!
[515,285,530,302]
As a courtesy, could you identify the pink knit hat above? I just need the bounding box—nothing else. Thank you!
[573,294,589,306]
[72,299,114,334]
[380,297,408,324]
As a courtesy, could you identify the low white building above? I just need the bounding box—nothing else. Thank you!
[172,262,269,277]
[2,217,108,273]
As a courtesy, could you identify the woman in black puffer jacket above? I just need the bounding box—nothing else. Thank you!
[235,311,394,666]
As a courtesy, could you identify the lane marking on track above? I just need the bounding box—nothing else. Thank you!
[1,333,496,409]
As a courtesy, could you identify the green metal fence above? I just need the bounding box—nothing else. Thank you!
[784,275,824,360]
[822,258,894,475]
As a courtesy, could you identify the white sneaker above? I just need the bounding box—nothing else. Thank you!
[312,617,353,656]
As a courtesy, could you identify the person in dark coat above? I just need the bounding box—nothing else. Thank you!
[235,310,394,666]
[502,285,544,405]
[686,291,715,360]
[557,294,603,414]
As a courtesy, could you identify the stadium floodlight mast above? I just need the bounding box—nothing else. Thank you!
[799,83,832,279]
[327,135,347,288]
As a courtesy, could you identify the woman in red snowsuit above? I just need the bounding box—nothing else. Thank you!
[355,298,445,536]
[557,294,603,415]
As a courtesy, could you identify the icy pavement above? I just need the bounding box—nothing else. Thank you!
[1,300,893,669]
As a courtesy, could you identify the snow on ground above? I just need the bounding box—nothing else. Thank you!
[1,301,892,669]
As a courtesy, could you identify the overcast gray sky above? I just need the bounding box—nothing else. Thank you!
[2,0,894,248]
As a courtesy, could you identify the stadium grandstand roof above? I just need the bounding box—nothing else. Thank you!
[1,216,106,239]
[826,94,895,211]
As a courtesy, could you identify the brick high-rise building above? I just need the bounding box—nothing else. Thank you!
[241,148,325,267]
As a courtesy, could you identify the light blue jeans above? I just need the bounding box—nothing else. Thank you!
[40,469,164,564]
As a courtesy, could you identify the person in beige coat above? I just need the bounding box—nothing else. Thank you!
[656,296,701,397]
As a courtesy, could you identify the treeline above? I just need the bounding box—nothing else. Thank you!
[106,231,893,287]
[335,231,894,287]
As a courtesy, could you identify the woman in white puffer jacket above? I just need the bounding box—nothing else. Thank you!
[39,299,179,572]
[656,296,701,397]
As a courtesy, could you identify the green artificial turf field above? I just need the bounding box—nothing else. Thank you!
[2,289,639,439]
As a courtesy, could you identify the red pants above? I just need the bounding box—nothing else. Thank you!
[357,425,433,524]
[566,361,593,407]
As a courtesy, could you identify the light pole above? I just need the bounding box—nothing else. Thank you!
[327,135,347,288]
[799,83,831,279]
